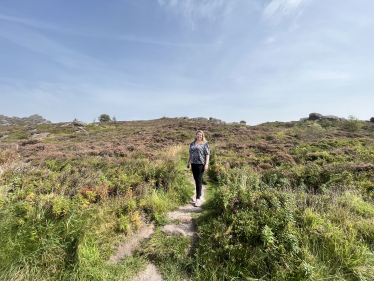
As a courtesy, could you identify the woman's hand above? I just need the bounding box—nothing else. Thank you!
[187,163,190,169]
[204,164,208,171]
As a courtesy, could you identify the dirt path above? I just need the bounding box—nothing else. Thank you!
[107,223,155,264]
[130,179,205,281]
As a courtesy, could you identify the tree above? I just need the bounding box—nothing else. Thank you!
[112,116,117,122]
[99,114,111,122]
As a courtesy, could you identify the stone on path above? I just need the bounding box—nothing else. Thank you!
[132,263,163,281]
[161,225,187,236]
[178,215,192,223]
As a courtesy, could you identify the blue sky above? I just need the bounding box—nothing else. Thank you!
[1,0,373,125]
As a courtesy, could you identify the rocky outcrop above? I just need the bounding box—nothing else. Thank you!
[209,117,222,124]
[322,115,341,122]
[240,120,247,125]
[190,117,208,122]
[309,113,323,120]
[0,114,51,126]
[73,121,88,127]
[308,113,346,122]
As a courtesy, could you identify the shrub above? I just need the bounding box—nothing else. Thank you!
[345,115,363,132]
[99,114,111,122]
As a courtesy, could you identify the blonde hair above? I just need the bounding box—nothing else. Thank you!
[194,130,207,143]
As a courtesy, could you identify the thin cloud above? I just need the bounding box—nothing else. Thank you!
[157,0,232,30]
[116,35,213,47]
[262,0,310,25]
[0,14,75,34]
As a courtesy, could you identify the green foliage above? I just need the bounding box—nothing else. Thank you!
[192,165,374,280]
[2,115,374,280]
[99,114,111,122]
[346,115,364,132]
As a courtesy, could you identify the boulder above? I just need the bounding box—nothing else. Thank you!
[309,113,323,120]
[339,117,347,122]
[73,121,88,127]
[61,123,73,127]
[179,116,189,120]
[190,117,208,122]
[240,120,247,125]
[322,115,340,122]
[0,114,51,126]
[0,135,9,139]
[370,117,374,122]
[30,132,50,139]
[209,118,222,124]
[75,127,86,133]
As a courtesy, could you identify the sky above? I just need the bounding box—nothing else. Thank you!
[1,0,374,125]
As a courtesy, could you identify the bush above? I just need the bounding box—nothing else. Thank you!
[99,114,111,122]
[345,115,363,132]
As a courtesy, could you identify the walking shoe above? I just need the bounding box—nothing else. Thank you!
[195,199,201,207]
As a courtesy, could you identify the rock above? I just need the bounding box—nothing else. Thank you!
[190,117,208,122]
[299,117,308,122]
[340,117,347,122]
[322,115,340,122]
[209,118,222,124]
[131,263,163,281]
[179,116,189,120]
[178,215,192,223]
[73,121,88,127]
[60,123,73,127]
[161,225,187,236]
[370,117,374,122]
[0,114,51,127]
[309,113,323,120]
[0,135,9,139]
[30,132,50,139]
[240,120,247,125]
[75,127,86,133]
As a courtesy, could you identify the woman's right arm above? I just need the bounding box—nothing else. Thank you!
[187,153,191,168]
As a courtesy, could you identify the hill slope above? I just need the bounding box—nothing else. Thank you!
[1,117,374,280]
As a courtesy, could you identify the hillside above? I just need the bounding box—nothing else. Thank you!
[1,115,374,280]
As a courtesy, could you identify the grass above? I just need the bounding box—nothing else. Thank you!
[1,116,374,280]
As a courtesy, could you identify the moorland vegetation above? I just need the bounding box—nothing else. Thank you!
[1,116,374,280]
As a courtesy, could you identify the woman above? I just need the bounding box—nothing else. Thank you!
[186,130,210,207]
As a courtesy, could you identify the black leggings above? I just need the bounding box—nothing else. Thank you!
[191,164,204,199]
